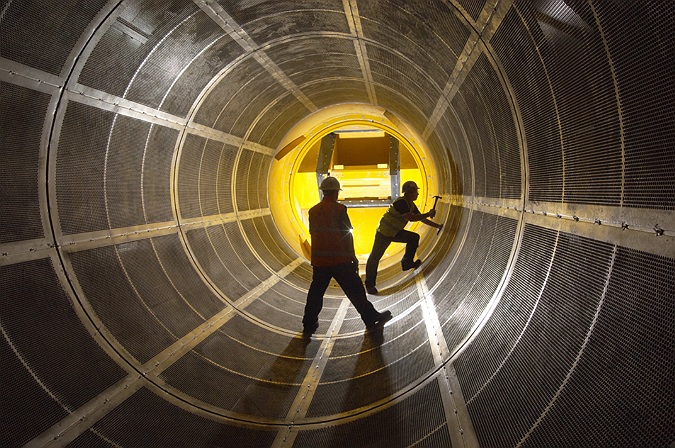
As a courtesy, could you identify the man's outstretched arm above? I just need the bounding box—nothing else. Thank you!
[402,207,436,222]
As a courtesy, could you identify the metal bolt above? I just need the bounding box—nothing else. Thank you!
[654,224,664,236]
[573,215,579,222]
[595,219,601,225]
[621,222,629,230]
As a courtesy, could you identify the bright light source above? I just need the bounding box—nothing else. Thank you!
[377,163,388,169]
[333,164,344,170]
[336,130,385,139]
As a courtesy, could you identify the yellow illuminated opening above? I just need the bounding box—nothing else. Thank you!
[269,104,438,267]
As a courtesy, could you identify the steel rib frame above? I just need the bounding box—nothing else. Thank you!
[22,257,307,448]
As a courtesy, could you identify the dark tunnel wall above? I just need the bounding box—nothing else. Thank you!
[1,1,674,447]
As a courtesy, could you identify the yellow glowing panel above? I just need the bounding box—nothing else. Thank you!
[336,130,385,139]
[347,207,387,257]
[332,168,390,200]
[292,172,320,210]
[399,168,429,207]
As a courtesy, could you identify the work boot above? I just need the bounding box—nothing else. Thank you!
[366,285,378,295]
[365,310,393,329]
[302,321,318,336]
[401,259,422,271]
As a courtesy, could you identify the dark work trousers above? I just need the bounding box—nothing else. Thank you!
[303,262,379,326]
[365,229,420,288]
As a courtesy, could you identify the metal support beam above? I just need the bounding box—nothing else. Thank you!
[24,258,307,447]
[316,133,337,197]
[193,0,317,112]
[388,135,401,200]
[417,277,479,448]
[424,0,515,140]
[343,0,377,105]
[272,299,351,447]
[465,197,675,259]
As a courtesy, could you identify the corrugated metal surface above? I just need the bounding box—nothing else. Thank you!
[596,2,675,209]
[87,387,277,446]
[78,0,201,97]
[142,125,180,222]
[69,244,178,363]
[463,232,614,448]
[307,308,435,418]
[0,84,49,243]
[454,53,521,198]
[55,102,115,234]
[295,380,452,447]
[0,0,109,75]
[519,247,674,448]
[454,224,558,400]
[1,259,127,447]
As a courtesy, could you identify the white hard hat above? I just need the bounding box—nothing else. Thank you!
[320,176,341,191]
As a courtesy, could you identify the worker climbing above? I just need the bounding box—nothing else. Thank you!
[365,181,443,295]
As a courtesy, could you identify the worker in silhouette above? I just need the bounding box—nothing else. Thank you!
[303,176,392,335]
[365,180,443,295]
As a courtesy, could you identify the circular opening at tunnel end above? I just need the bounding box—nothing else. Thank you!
[269,105,439,265]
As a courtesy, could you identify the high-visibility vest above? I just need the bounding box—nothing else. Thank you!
[377,197,415,237]
[309,198,354,266]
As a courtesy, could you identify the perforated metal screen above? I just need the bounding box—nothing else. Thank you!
[1,1,673,447]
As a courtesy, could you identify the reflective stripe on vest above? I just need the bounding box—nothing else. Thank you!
[377,198,409,237]
[309,200,353,266]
